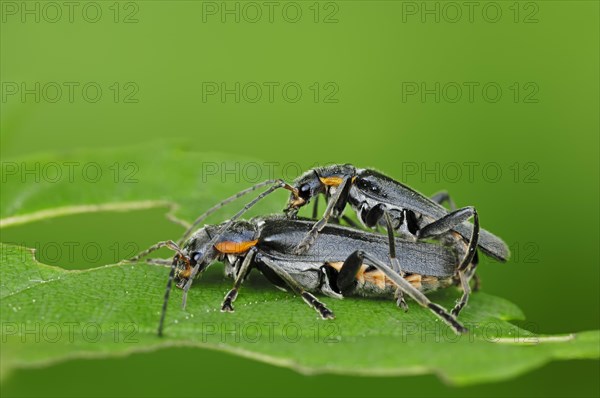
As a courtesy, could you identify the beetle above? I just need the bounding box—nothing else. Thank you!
[131,214,476,337]
[283,165,507,260]
[180,167,508,262]
[176,165,507,301]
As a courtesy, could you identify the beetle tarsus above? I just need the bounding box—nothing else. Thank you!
[302,292,335,319]
[396,293,409,312]
[221,289,238,312]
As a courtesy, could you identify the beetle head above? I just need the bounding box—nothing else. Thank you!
[284,164,356,217]
[284,170,323,217]
[173,221,259,288]
[172,225,221,288]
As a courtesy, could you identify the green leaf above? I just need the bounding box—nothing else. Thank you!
[1,244,598,385]
[0,142,287,227]
[1,144,599,385]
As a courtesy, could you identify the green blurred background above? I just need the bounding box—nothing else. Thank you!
[1,1,598,396]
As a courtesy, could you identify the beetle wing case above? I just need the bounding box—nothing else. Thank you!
[256,216,457,278]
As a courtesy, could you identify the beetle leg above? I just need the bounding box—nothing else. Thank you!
[430,190,457,211]
[221,248,256,312]
[311,194,320,219]
[128,240,190,338]
[294,176,352,254]
[452,231,480,317]
[465,250,480,291]
[418,207,475,239]
[418,207,480,272]
[383,212,408,312]
[259,256,335,319]
[471,273,481,292]
[337,250,467,335]
[451,269,471,317]
[341,215,360,228]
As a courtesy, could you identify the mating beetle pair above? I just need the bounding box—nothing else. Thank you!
[131,164,509,336]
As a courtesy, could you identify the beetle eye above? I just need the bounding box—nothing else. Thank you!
[190,252,202,264]
[299,184,311,198]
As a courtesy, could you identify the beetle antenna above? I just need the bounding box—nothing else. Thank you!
[181,179,296,308]
[128,240,187,263]
[127,240,188,337]
[179,179,284,245]
[157,255,179,337]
